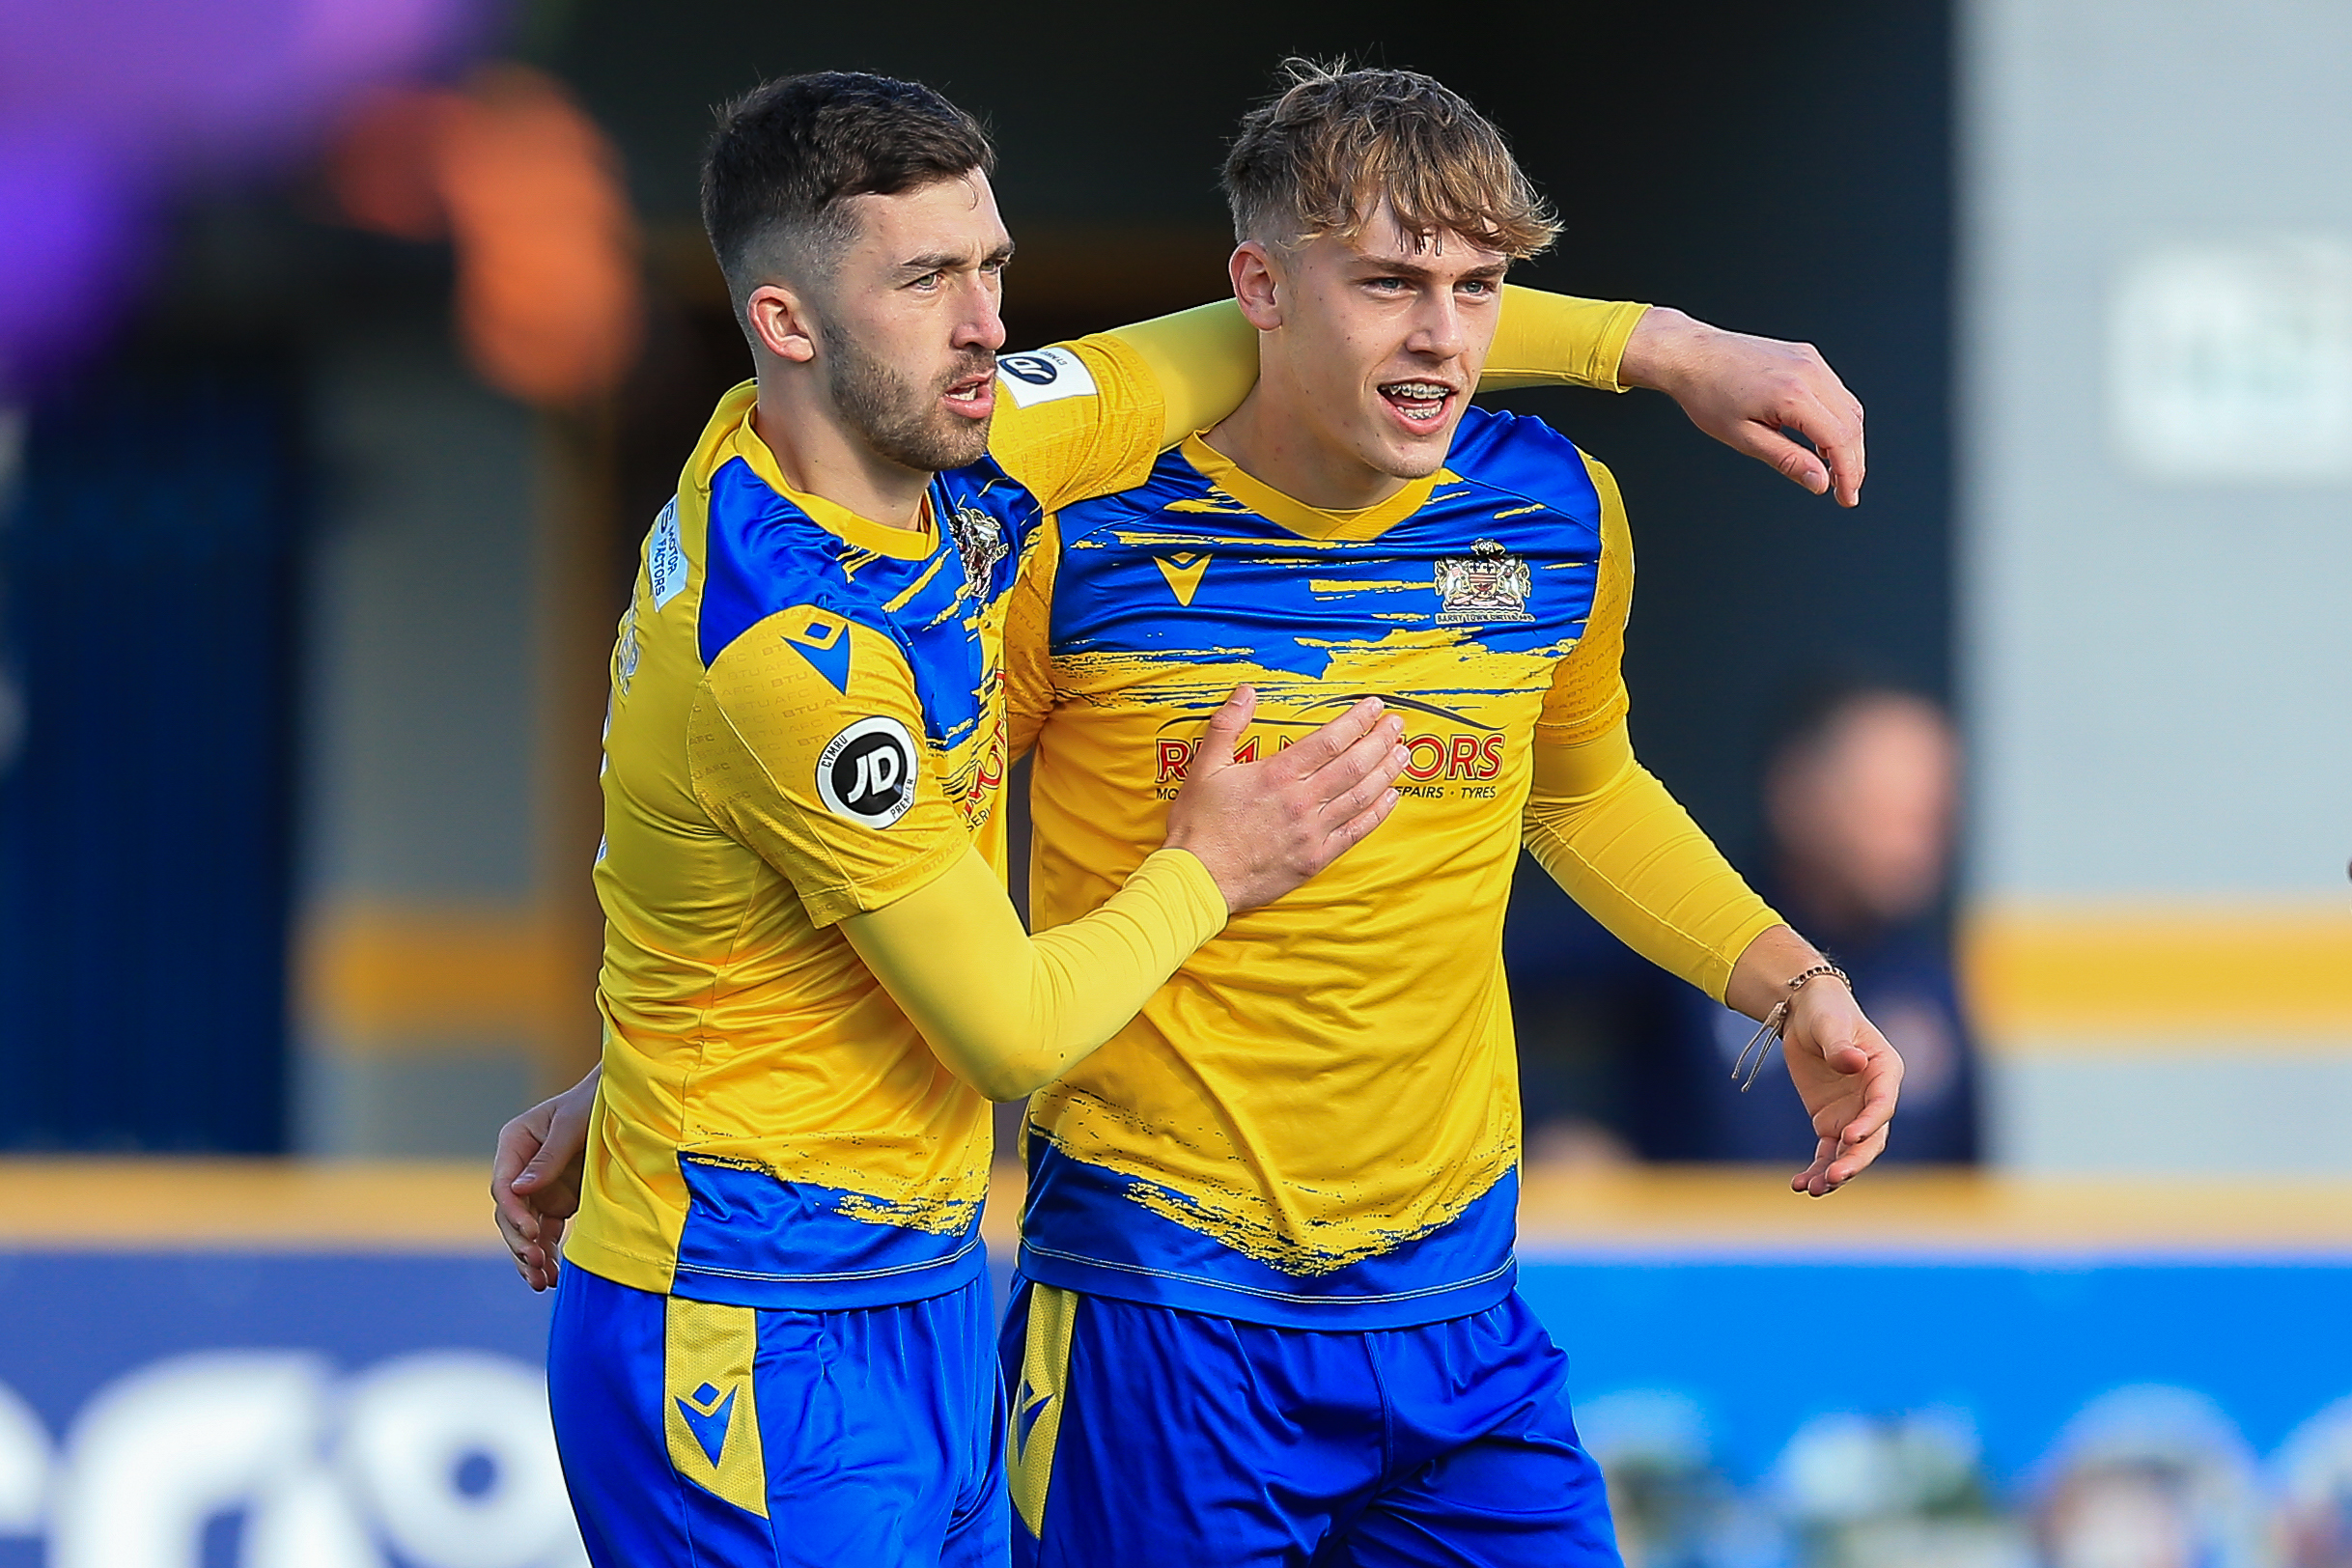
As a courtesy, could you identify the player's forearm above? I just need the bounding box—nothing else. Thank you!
[1102,302,1261,447]
[1478,287,1649,394]
[843,844,1226,1101]
[1519,721,1780,1004]
[1103,288,1653,445]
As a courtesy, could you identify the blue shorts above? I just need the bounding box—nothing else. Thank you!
[549,1264,1006,1568]
[997,1279,1622,1568]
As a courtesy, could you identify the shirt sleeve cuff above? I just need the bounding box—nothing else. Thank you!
[1134,847,1231,947]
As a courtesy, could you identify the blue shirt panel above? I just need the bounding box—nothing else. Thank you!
[697,456,1039,754]
[670,1157,986,1310]
[1048,407,1602,685]
[1017,1139,1521,1330]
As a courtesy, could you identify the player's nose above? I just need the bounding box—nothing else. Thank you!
[1405,293,1470,361]
[953,275,1008,355]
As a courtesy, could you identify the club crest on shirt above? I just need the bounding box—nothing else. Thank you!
[1433,538,1534,625]
[946,501,1008,601]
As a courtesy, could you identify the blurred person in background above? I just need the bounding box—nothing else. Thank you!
[1615,681,1977,1163]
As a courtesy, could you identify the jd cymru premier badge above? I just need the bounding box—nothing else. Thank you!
[816,716,919,827]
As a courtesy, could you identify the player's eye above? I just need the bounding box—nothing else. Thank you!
[1459,278,1498,298]
[910,270,943,292]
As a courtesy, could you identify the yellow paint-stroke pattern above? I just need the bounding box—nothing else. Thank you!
[1030,624,1568,1274]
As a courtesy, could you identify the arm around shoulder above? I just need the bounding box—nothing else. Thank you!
[1481,286,1649,393]
[990,300,1268,511]
[1102,301,1262,446]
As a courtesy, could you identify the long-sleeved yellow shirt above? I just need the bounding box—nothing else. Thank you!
[1007,406,1778,1330]
[564,288,1655,1308]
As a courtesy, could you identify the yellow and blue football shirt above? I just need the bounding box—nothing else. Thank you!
[1010,406,1672,1329]
[565,336,1168,1310]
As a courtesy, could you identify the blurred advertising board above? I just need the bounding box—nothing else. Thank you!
[0,1164,577,1568]
[1530,1261,2352,1568]
[1,1164,2347,1568]
[1517,1170,2352,1568]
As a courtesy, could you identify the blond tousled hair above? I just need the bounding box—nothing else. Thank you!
[1220,61,1559,259]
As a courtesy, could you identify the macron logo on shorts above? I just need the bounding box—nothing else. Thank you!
[676,1381,737,1466]
[995,346,1097,408]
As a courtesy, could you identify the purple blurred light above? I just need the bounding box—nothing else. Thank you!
[0,0,493,391]
[0,132,145,386]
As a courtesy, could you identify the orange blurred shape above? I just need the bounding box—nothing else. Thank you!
[326,67,642,406]
[325,87,452,240]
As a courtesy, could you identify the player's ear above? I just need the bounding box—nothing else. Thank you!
[745,282,818,365]
[1230,241,1284,331]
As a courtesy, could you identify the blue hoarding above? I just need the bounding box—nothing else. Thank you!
[1,1245,2347,1566]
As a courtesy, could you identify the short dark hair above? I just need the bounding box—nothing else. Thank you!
[701,71,995,291]
[1221,61,1556,259]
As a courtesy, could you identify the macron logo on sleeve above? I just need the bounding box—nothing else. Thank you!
[995,346,1098,408]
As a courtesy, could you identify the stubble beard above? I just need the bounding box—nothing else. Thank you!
[824,321,994,474]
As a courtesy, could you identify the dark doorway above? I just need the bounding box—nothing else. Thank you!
[0,355,302,1151]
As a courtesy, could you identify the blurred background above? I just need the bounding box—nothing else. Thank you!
[0,1,2347,1565]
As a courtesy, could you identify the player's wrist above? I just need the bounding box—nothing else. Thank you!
[1782,966,1858,1030]
[1726,953,1856,1092]
[1617,306,1708,395]
[1724,924,1825,1020]
[1148,843,1237,919]
[1156,827,1241,914]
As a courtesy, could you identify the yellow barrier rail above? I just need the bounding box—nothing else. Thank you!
[11,1162,2343,1258]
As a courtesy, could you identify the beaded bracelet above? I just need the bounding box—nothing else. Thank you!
[1731,963,1853,1092]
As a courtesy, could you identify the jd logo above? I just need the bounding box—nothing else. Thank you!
[847,746,899,803]
[993,346,1096,408]
[996,352,1060,385]
[815,716,919,827]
